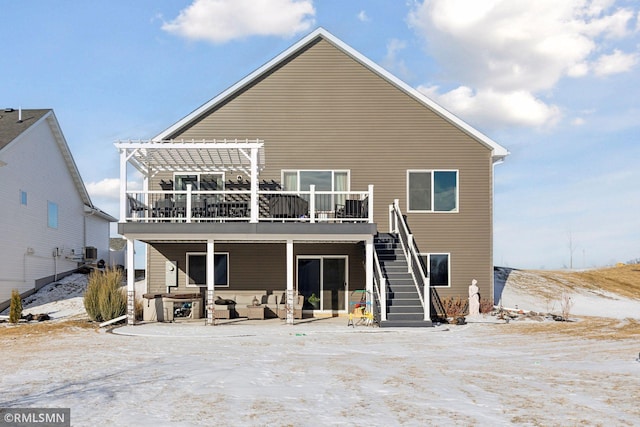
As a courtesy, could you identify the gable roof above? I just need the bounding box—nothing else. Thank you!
[0,108,50,150]
[154,27,509,162]
[0,108,116,222]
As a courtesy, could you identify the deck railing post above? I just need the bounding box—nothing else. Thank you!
[309,185,316,223]
[380,277,387,321]
[186,184,193,223]
[368,185,374,223]
[250,147,259,223]
[119,149,127,222]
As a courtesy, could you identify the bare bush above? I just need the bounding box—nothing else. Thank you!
[479,297,494,314]
[441,296,467,318]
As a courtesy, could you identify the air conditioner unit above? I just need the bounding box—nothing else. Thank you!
[84,246,98,261]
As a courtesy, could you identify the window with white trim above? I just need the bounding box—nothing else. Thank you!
[420,253,450,287]
[47,201,58,229]
[174,173,224,191]
[186,252,229,287]
[407,170,458,212]
[282,170,349,211]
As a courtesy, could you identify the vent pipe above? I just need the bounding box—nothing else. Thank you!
[17,107,22,123]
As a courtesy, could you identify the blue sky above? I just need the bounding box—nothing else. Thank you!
[2,0,639,269]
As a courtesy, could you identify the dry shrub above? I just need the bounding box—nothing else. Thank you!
[84,277,101,321]
[441,296,467,318]
[9,289,22,323]
[479,297,494,314]
[84,267,126,322]
[135,298,144,321]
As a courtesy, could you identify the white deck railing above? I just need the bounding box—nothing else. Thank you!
[373,249,387,322]
[389,199,430,321]
[124,184,374,224]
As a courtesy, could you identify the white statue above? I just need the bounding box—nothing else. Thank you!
[468,279,480,317]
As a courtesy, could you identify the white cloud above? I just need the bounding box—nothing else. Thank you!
[407,0,638,128]
[418,85,561,128]
[86,178,140,200]
[593,49,638,75]
[357,10,370,22]
[382,38,411,80]
[162,0,315,43]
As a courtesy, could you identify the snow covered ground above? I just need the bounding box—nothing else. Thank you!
[1,271,639,426]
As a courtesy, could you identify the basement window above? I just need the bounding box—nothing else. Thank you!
[421,253,450,287]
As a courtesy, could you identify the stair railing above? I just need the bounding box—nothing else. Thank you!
[389,199,431,321]
[373,249,387,322]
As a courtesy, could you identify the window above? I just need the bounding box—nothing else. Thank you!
[47,201,58,229]
[174,173,224,191]
[20,190,27,205]
[420,253,450,287]
[282,170,349,210]
[186,252,229,287]
[407,170,458,212]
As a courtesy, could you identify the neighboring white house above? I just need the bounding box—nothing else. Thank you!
[0,108,116,310]
[109,237,126,269]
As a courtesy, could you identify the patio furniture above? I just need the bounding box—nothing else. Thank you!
[246,305,266,320]
[191,199,207,217]
[127,195,149,218]
[207,201,248,218]
[336,197,368,218]
[153,199,174,218]
[269,194,309,218]
[174,199,187,218]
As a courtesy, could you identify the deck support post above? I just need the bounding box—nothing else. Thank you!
[206,239,215,325]
[126,238,135,325]
[119,149,127,223]
[365,236,374,314]
[286,239,294,325]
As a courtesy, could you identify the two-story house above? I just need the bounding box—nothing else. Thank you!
[117,28,508,327]
[0,108,116,310]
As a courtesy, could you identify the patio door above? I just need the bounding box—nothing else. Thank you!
[297,256,347,312]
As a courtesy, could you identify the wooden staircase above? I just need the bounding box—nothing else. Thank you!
[375,233,432,327]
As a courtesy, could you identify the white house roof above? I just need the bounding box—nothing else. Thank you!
[0,108,117,222]
[154,27,509,162]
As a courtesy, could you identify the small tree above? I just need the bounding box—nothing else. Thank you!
[9,289,22,323]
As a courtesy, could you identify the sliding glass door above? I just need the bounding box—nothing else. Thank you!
[297,256,347,311]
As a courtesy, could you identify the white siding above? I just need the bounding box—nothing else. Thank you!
[85,213,111,263]
[0,118,86,303]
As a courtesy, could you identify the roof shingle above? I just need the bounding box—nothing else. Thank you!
[0,108,51,150]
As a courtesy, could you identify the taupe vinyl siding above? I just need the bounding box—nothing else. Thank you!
[148,242,364,295]
[153,37,495,299]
